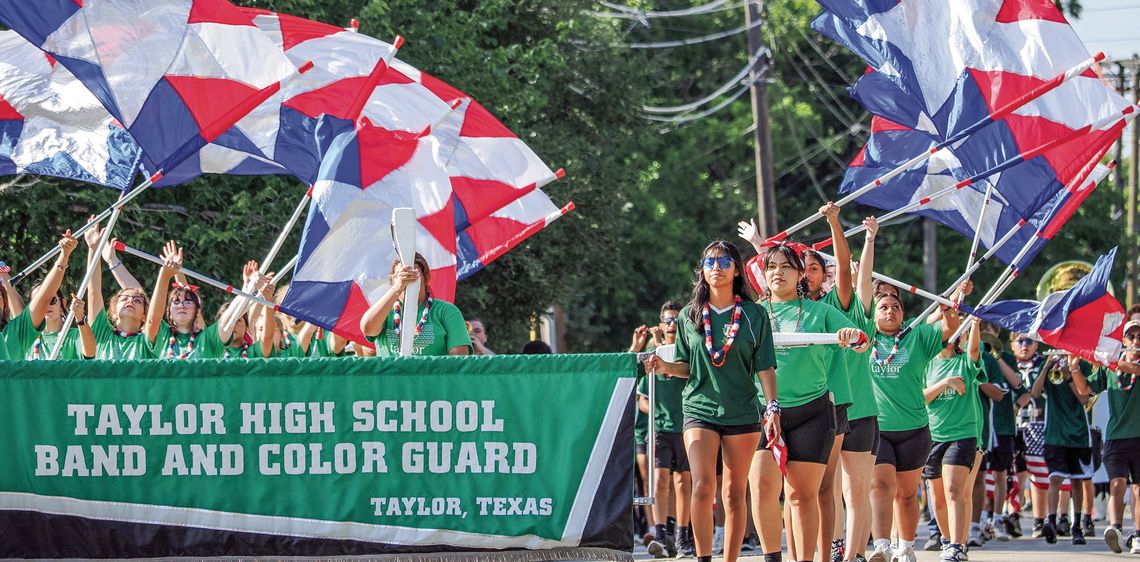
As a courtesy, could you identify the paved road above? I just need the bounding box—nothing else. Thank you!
[631,522,1136,561]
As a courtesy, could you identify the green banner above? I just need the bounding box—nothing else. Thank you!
[0,354,637,558]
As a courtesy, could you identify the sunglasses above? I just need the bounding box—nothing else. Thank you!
[1014,338,1034,346]
[660,317,678,324]
[1125,332,1140,341]
[702,256,735,270]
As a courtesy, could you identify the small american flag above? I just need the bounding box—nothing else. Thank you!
[769,436,788,476]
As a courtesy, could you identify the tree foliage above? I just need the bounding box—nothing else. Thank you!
[0,0,1125,354]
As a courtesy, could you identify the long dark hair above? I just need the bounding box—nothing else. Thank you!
[0,282,9,331]
[687,240,751,323]
[760,243,807,300]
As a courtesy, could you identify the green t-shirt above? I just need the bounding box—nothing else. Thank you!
[2,308,43,359]
[762,297,855,408]
[822,290,854,407]
[925,353,984,442]
[675,301,776,426]
[638,370,686,433]
[251,332,308,359]
[91,310,159,360]
[844,297,879,421]
[308,330,344,358]
[368,300,472,357]
[28,329,85,360]
[983,353,1017,438]
[864,320,946,432]
[1043,361,1094,448]
[1089,367,1140,441]
[154,321,227,360]
[0,332,7,360]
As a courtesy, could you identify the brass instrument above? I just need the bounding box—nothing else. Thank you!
[1036,260,1115,300]
[982,332,1003,358]
[1048,363,1069,385]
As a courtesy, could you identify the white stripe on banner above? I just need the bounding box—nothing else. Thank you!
[561,377,636,544]
[0,492,568,549]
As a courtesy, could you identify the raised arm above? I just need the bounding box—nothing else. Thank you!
[258,280,277,358]
[967,318,981,363]
[296,321,318,354]
[360,266,418,337]
[29,230,78,328]
[83,220,105,320]
[1067,354,1092,405]
[71,295,96,359]
[102,238,142,290]
[145,241,181,345]
[856,216,878,315]
[217,260,262,345]
[822,203,853,310]
[0,262,25,317]
[998,355,1022,389]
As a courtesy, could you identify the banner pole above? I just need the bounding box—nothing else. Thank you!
[765,52,1107,245]
[963,183,995,279]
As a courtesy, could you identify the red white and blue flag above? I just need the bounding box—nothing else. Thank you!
[817,0,1131,227]
[0,31,140,189]
[0,0,301,181]
[961,248,1125,369]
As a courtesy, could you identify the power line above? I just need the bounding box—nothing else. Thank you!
[591,0,741,19]
[626,18,763,48]
[643,82,752,123]
[642,47,769,113]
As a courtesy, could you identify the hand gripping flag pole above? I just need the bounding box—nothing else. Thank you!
[44,62,315,358]
[813,105,1138,250]
[766,52,1106,246]
[18,60,316,288]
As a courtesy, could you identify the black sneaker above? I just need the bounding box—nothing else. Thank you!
[1042,522,1057,544]
[1072,525,1087,545]
[1031,521,1045,539]
[665,533,678,558]
[925,531,944,551]
[1058,515,1071,537]
[677,533,695,557]
[1007,512,1023,538]
[647,538,668,558]
[1084,517,1095,538]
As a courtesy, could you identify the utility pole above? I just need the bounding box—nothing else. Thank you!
[1130,55,1140,308]
[1117,62,1127,193]
[746,0,777,238]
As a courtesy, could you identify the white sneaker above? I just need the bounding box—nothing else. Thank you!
[1106,526,1123,553]
[868,539,892,562]
[892,543,917,562]
[1131,538,1140,555]
[992,520,1011,542]
[967,526,985,547]
[711,526,724,555]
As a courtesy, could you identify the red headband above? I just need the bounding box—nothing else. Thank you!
[761,241,808,262]
[170,282,200,294]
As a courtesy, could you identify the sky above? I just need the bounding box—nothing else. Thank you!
[1068,0,1140,62]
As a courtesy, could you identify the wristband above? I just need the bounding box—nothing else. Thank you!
[75,317,86,326]
[108,260,123,271]
[765,400,781,417]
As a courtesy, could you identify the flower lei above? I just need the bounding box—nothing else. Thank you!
[394,295,434,337]
[1117,371,1136,392]
[702,296,742,368]
[871,330,905,367]
[32,335,43,360]
[168,330,199,359]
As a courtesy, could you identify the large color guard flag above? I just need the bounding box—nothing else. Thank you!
[456,191,575,282]
[815,0,1131,224]
[842,114,1114,267]
[0,31,140,189]
[961,248,1125,368]
[0,0,300,179]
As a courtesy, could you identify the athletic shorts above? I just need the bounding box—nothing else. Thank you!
[983,435,1015,472]
[682,416,761,436]
[923,438,979,479]
[760,393,836,465]
[835,403,851,436]
[842,415,880,454]
[876,426,933,472]
[654,431,690,472]
[636,442,647,455]
[1103,437,1140,483]
[1014,429,1028,473]
[1091,428,1104,473]
[1044,445,1094,480]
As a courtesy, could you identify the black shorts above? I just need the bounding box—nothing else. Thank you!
[682,416,761,436]
[761,393,836,465]
[1044,445,1094,480]
[654,431,691,472]
[923,438,979,479]
[876,426,933,472]
[1103,437,1140,483]
[1014,429,1028,473]
[983,435,1015,472]
[1092,428,1104,473]
[843,416,880,454]
[835,403,851,436]
[637,442,647,455]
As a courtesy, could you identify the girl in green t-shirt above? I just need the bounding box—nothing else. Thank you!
[922,318,985,561]
[748,242,867,562]
[83,225,165,360]
[360,253,472,357]
[645,240,776,562]
[865,285,963,562]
